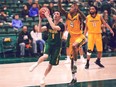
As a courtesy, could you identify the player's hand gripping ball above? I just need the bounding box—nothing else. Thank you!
[39,7,50,19]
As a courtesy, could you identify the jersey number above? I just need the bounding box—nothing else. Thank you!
[92,22,96,27]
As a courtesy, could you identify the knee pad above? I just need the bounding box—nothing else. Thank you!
[87,50,92,56]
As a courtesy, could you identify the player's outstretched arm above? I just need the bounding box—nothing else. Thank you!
[38,15,47,32]
[58,0,68,17]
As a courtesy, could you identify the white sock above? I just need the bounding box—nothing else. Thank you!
[66,56,70,61]
[40,75,45,84]
[80,55,84,59]
[67,56,70,59]
[74,61,77,66]
[72,73,76,80]
[42,75,45,80]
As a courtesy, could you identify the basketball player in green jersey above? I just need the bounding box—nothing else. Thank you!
[29,11,65,84]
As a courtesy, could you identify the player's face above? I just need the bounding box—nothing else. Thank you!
[89,7,96,15]
[70,5,76,14]
[53,12,61,20]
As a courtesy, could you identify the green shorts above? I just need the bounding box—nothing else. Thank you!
[44,43,61,65]
[66,33,70,47]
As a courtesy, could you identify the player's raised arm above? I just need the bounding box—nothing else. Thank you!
[73,2,86,20]
[58,0,68,17]
[44,11,61,31]
[38,15,47,32]
[78,9,86,20]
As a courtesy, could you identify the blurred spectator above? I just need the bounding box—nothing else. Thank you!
[101,0,116,16]
[44,0,49,2]
[44,0,54,2]
[102,10,109,21]
[18,26,33,57]
[94,0,102,11]
[109,15,116,51]
[0,2,2,9]
[54,0,58,2]
[18,0,24,4]
[102,25,110,52]
[63,0,70,5]
[29,3,39,17]
[102,10,112,26]
[21,5,29,19]
[48,2,55,17]
[108,0,115,7]
[42,3,48,7]
[0,21,3,26]
[12,14,23,31]
[88,0,94,6]
[0,10,7,22]
[30,25,45,56]
[3,5,11,17]
[12,0,18,3]
[34,0,41,10]
[54,0,64,2]
[26,0,33,10]
[102,10,112,52]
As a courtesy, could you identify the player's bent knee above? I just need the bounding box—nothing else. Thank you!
[87,50,92,56]
[42,54,48,59]
[72,45,76,50]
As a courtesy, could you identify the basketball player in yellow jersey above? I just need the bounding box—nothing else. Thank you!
[58,0,86,85]
[84,5,114,69]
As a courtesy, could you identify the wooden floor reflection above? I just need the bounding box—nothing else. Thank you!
[0,57,116,87]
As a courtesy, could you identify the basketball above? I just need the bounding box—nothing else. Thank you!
[39,7,50,19]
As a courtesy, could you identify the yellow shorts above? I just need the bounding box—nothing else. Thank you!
[88,33,102,52]
[69,34,86,57]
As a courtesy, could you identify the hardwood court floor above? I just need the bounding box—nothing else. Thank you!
[0,57,116,87]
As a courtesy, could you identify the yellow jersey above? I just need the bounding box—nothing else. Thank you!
[66,13,82,36]
[87,14,102,34]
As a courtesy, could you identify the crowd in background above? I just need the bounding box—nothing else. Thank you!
[0,0,116,58]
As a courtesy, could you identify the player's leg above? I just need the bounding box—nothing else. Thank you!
[65,47,71,63]
[29,54,48,72]
[68,57,77,86]
[85,34,94,69]
[79,47,86,63]
[40,46,61,84]
[65,33,71,63]
[29,43,50,72]
[40,64,53,84]
[69,34,86,85]
[67,42,77,85]
[85,50,92,69]
[95,34,104,68]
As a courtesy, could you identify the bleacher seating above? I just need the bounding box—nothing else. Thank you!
[0,0,90,56]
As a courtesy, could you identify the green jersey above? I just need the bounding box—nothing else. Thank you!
[46,22,65,46]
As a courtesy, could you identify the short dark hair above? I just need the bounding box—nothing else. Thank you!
[90,5,98,14]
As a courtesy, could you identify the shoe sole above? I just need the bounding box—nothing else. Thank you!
[95,62,105,68]
[68,80,77,86]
